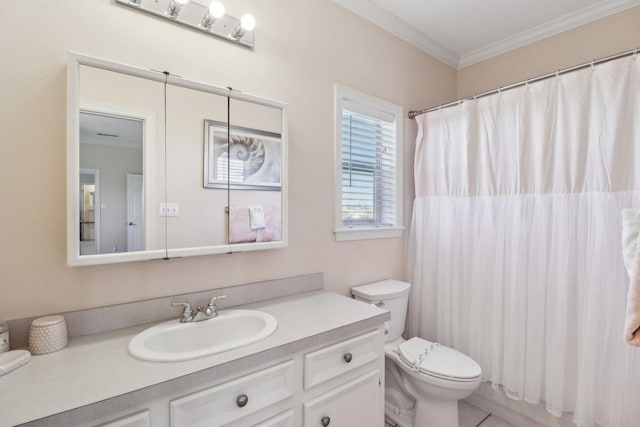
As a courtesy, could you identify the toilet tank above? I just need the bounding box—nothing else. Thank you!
[352,280,411,342]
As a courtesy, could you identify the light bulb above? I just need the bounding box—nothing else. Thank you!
[202,0,224,28]
[230,13,256,40]
[167,0,189,18]
[240,14,255,31]
[208,1,225,19]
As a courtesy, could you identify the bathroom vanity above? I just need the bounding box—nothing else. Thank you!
[0,284,388,427]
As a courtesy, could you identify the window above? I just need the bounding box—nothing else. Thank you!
[334,85,403,241]
[217,153,244,183]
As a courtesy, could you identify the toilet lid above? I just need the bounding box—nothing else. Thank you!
[398,337,481,381]
[352,279,411,300]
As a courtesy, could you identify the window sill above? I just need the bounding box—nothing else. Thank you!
[334,226,404,242]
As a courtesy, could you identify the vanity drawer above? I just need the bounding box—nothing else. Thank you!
[253,409,295,427]
[96,410,150,427]
[170,360,295,427]
[304,330,382,389]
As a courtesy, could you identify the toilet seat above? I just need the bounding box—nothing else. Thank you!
[397,337,481,382]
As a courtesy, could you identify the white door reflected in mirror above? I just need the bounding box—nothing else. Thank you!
[126,173,143,252]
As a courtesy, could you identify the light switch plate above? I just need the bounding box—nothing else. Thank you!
[159,202,179,217]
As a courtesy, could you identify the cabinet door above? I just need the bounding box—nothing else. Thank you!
[303,370,381,427]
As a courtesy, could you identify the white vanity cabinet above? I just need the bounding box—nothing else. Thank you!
[7,289,390,427]
[86,362,297,427]
[302,329,384,427]
[87,328,384,427]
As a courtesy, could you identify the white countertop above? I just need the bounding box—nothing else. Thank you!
[0,291,388,427]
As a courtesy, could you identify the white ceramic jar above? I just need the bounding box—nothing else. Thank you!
[0,320,9,353]
[29,315,68,355]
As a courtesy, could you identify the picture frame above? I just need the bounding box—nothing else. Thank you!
[203,120,282,190]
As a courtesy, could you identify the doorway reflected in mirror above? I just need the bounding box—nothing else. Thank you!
[79,111,144,254]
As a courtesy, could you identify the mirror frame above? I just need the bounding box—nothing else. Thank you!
[67,53,288,266]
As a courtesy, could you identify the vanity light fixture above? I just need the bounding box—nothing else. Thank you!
[116,0,255,48]
[167,0,189,19]
[231,14,256,40]
[201,1,225,29]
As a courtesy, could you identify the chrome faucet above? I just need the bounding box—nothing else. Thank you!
[171,294,227,323]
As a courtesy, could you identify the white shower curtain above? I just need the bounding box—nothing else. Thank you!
[408,54,640,427]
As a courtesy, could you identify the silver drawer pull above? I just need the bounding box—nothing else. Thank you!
[236,394,248,408]
[321,416,331,426]
[343,353,353,363]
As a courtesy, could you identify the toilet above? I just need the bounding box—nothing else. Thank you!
[352,280,482,427]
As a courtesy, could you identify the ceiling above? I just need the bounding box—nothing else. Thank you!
[335,0,640,69]
[80,112,143,149]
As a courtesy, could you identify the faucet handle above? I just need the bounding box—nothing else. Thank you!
[205,294,227,317]
[171,301,193,323]
[209,294,227,304]
[171,301,192,311]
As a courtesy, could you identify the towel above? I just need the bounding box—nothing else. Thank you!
[256,205,281,242]
[228,207,256,244]
[621,209,640,346]
[248,205,266,230]
[228,205,281,244]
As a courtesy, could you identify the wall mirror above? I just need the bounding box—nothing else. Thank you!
[67,53,288,266]
[227,99,285,248]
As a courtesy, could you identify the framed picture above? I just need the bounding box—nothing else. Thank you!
[204,120,282,190]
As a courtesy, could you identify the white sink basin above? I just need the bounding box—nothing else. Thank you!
[128,310,278,362]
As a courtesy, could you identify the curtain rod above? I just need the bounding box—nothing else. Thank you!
[408,46,640,119]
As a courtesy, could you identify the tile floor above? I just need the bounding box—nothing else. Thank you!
[384,400,516,427]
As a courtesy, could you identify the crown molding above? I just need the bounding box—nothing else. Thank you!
[335,0,640,70]
[458,0,640,68]
[334,0,459,68]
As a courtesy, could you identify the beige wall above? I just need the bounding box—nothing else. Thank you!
[457,6,640,98]
[0,0,456,320]
[6,1,633,322]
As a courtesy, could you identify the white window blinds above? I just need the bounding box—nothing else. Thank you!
[340,101,397,227]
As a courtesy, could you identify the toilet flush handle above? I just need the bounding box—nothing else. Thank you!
[374,301,385,307]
